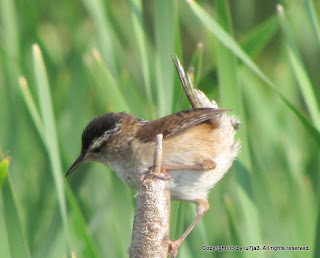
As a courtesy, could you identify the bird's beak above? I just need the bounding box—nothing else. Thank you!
[66,154,85,177]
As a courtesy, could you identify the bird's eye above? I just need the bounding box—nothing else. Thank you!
[92,147,102,154]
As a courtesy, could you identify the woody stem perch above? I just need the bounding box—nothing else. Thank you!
[129,134,170,258]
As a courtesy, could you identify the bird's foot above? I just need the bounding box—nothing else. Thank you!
[143,165,171,181]
[168,239,182,258]
[199,158,216,170]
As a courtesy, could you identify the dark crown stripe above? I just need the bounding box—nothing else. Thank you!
[81,112,126,151]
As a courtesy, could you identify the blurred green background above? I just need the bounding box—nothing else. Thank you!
[1,0,320,257]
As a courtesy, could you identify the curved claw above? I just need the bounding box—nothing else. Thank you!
[168,240,180,258]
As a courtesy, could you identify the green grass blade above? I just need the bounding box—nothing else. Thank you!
[65,184,101,257]
[18,77,46,144]
[189,42,203,85]
[81,0,117,75]
[303,0,320,46]
[279,92,320,146]
[187,0,320,145]
[315,198,320,258]
[20,48,99,257]
[154,0,175,116]
[129,0,154,117]
[287,46,320,128]
[0,158,9,189]
[170,202,181,240]
[215,3,264,252]
[0,201,11,258]
[224,194,241,245]
[236,184,264,249]
[241,16,279,57]
[215,0,239,109]
[277,5,320,129]
[1,171,31,258]
[187,0,271,84]
[215,3,264,254]
[88,49,130,112]
[0,0,20,151]
[215,0,252,168]
[32,44,71,255]
[1,0,20,79]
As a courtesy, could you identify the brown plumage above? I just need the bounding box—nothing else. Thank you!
[135,108,227,142]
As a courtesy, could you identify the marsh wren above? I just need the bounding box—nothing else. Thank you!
[66,58,240,256]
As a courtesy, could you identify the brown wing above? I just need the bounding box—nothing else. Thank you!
[135,108,227,143]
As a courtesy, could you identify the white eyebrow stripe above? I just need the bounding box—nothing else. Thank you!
[90,120,122,150]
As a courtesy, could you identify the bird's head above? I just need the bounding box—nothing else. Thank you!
[66,112,126,177]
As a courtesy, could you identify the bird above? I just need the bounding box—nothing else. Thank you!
[66,58,240,256]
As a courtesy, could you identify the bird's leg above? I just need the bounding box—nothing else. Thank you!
[169,199,209,257]
[148,158,216,177]
[161,159,216,174]
[147,159,216,180]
